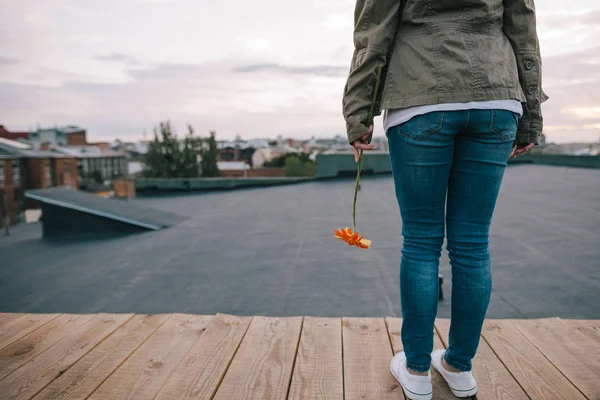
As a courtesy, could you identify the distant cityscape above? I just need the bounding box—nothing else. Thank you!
[0,122,599,231]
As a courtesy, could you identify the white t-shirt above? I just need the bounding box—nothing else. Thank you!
[383,100,523,132]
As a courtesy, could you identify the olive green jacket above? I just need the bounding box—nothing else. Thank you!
[342,0,548,145]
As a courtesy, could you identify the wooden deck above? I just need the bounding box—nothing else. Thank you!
[0,314,598,400]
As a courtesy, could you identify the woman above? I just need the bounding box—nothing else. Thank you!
[342,0,547,399]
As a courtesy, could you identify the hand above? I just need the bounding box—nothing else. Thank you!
[509,143,535,159]
[351,125,376,162]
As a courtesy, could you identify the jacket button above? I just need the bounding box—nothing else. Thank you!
[525,61,534,70]
[528,86,535,95]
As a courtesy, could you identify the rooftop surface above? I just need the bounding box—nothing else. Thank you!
[1,165,599,318]
[26,187,185,231]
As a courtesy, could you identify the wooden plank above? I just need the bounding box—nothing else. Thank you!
[288,317,343,400]
[342,317,401,400]
[384,317,403,354]
[387,318,457,400]
[33,314,169,400]
[0,313,132,400]
[212,316,303,400]
[0,313,25,326]
[431,325,460,400]
[88,314,212,400]
[564,319,600,343]
[435,319,528,400]
[481,320,586,400]
[0,314,95,381]
[154,314,252,400]
[384,317,408,400]
[513,318,600,399]
[0,314,60,351]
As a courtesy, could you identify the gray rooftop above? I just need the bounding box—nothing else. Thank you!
[26,187,184,231]
[2,165,599,318]
[0,139,68,159]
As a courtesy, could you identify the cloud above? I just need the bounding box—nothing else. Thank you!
[543,46,600,83]
[234,63,348,77]
[542,10,600,28]
[0,59,348,141]
[0,57,20,66]
[541,46,600,138]
[322,13,353,29]
[582,10,600,24]
[1,48,598,143]
[93,53,140,64]
[0,0,598,143]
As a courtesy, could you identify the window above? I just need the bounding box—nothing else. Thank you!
[64,161,71,187]
[44,160,52,186]
[12,161,21,187]
[0,163,4,187]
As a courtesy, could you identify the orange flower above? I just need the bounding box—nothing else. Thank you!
[334,227,372,250]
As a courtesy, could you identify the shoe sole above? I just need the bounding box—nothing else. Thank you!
[447,385,478,398]
[389,359,433,400]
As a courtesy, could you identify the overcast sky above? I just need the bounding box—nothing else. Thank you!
[1,0,599,143]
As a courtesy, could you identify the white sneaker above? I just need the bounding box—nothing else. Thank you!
[431,349,478,398]
[389,352,433,400]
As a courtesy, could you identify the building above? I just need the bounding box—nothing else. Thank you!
[111,140,149,162]
[28,126,88,149]
[269,144,299,159]
[217,141,256,165]
[0,138,78,227]
[50,146,128,182]
[0,125,30,142]
[532,142,600,156]
[252,148,274,168]
[217,161,250,177]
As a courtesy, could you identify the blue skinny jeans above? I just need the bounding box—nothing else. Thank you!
[387,109,518,372]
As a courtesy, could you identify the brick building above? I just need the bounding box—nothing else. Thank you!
[51,146,127,181]
[28,126,88,149]
[0,139,77,228]
[0,125,30,141]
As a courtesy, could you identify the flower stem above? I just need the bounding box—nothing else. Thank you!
[353,65,384,232]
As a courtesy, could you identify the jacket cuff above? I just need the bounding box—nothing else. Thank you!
[346,116,371,144]
[516,115,543,145]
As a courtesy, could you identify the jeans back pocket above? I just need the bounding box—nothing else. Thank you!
[489,110,519,142]
[392,111,445,142]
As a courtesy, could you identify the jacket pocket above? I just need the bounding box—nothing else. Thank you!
[489,110,519,142]
[394,111,445,141]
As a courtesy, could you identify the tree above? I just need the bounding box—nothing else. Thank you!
[142,121,219,179]
[283,156,316,177]
[263,155,286,168]
[143,121,179,178]
[179,125,200,178]
[201,131,219,177]
[264,152,312,168]
[142,121,199,178]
